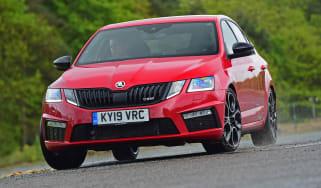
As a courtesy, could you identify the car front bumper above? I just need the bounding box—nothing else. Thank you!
[42,89,226,152]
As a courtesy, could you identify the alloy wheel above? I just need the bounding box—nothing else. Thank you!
[223,90,242,149]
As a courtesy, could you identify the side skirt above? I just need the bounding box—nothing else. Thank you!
[241,120,265,135]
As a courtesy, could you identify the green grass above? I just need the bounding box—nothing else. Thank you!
[278,118,321,135]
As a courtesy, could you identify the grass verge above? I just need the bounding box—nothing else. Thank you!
[278,118,321,135]
[0,138,43,169]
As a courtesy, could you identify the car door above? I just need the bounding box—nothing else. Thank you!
[221,20,263,124]
[227,20,266,122]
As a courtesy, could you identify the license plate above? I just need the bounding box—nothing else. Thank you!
[92,109,149,125]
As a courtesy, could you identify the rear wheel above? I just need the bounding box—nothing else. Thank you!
[203,88,242,154]
[39,121,87,170]
[251,89,277,146]
[112,146,139,161]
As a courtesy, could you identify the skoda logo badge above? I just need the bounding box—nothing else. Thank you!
[115,81,125,88]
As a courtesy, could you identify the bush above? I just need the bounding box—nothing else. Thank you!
[0,137,44,169]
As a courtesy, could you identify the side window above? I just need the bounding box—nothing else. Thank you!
[221,21,237,55]
[227,21,247,43]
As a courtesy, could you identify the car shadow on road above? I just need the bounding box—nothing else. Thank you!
[80,151,211,169]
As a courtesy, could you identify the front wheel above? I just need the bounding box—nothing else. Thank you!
[251,89,277,146]
[203,88,242,154]
[112,146,139,161]
[39,121,87,170]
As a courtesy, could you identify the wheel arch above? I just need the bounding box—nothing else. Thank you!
[228,84,237,96]
[267,80,277,108]
[269,83,276,101]
[261,81,276,126]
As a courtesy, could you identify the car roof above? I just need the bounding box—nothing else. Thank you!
[100,15,230,30]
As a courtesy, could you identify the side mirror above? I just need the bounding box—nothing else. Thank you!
[229,42,255,59]
[53,56,72,71]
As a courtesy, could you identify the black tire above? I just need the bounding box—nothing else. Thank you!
[112,146,139,161]
[203,88,242,154]
[39,121,87,170]
[251,89,277,146]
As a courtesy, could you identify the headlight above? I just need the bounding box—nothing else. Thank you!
[45,88,62,103]
[187,76,214,92]
[64,89,79,106]
[167,80,186,99]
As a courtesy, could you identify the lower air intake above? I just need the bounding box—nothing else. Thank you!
[70,118,179,142]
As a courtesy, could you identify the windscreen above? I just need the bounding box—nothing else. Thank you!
[77,22,218,65]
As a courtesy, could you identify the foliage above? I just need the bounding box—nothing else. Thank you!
[0,137,43,168]
[27,0,152,57]
[0,0,64,157]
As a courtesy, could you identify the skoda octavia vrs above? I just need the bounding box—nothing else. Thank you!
[40,15,277,170]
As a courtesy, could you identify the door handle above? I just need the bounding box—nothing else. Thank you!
[261,65,267,70]
[248,66,255,72]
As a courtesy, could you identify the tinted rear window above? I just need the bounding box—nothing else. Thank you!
[77,22,218,65]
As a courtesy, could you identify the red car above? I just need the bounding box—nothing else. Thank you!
[40,15,277,170]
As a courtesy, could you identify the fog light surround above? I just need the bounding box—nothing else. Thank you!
[47,120,66,128]
[182,109,212,120]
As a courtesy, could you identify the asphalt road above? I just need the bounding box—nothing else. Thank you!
[1,131,321,188]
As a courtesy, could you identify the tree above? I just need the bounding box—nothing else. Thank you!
[28,0,152,57]
[0,0,63,155]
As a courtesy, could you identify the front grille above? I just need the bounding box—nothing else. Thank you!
[45,126,65,141]
[75,82,171,109]
[183,108,221,132]
[70,118,179,142]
